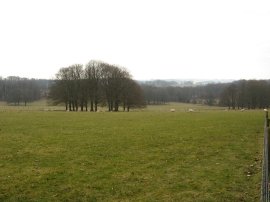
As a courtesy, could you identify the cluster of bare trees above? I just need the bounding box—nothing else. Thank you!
[49,60,145,111]
[0,76,47,105]
[220,80,270,109]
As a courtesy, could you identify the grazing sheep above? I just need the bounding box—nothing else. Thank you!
[188,108,194,112]
[264,109,268,112]
[240,109,245,112]
[170,109,175,112]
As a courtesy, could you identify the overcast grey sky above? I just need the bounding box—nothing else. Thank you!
[0,0,269,80]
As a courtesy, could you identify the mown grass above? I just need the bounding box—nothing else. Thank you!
[0,104,264,201]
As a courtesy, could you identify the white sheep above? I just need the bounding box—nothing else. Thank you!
[170,109,175,112]
[188,108,194,112]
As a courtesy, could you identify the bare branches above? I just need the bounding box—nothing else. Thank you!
[49,61,145,111]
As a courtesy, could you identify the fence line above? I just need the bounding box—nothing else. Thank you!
[261,110,270,202]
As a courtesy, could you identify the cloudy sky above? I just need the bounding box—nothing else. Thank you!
[0,0,269,80]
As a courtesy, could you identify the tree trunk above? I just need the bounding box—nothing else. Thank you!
[90,100,94,112]
[75,101,78,111]
[72,101,75,111]
[94,100,98,112]
[110,101,113,112]
[85,102,88,111]
[114,101,119,112]
[123,102,126,111]
[108,100,111,111]
[80,102,83,111]
[69,101,72,111]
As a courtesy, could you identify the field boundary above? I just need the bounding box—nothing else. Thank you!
[261,110,270,202]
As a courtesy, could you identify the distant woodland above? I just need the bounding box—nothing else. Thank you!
[0,62,270,110]
[141,79,270,109]
[0,76,49,106]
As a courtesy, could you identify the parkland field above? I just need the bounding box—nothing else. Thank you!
[0,102,264,201]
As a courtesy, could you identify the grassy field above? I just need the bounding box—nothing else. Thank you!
[0,102,264,201]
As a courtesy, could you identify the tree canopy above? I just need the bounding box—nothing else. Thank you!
[49,60,146,111]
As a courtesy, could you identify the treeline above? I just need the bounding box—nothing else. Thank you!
[1,72,269,110]
[141,83,227,105]
[0,76,49,105]
[49,60,145,111]
[220,80,270,109]
[141,79,270,109]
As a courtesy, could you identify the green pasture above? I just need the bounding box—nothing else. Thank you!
[0,102,264,201]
